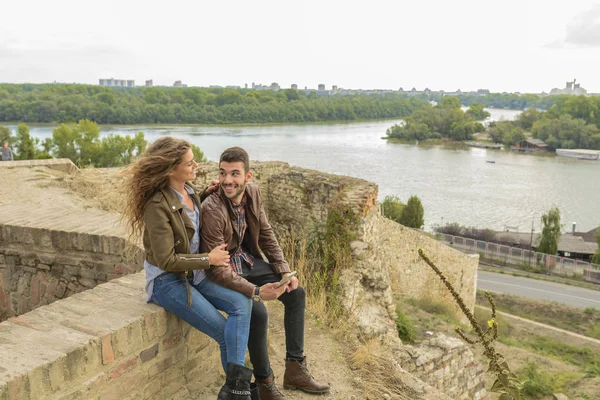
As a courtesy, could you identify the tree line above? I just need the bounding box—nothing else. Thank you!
[488,101,600,150]
[0,120,209,167]
[0,84,427,124]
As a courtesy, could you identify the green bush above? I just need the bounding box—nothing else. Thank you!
[395,308,417,343]
[382,195,405,223]
[519,362,553,398]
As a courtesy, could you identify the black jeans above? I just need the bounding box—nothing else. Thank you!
[241,258,306,380]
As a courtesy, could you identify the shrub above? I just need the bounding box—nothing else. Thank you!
[519,362,554,398]
[395,308,417,343]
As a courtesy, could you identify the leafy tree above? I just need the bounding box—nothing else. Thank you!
[466,102,490,121]
[488,121,524,147]
[537,207,562,255]
[1,125,12,144]
[399,195,424,229]
[382,195,405,223]
[190,143,207,163]
[15,123,35,160]
[51,120,149,167]
[96,132,147,167]
[592,229,600,265]
[516,108,542,130]
[52,119,101,165]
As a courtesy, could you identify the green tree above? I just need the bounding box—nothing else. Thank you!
[592,229,600,265]
[537,207,562,255]
[15,123,35,160]
[466,102,490,121]
[52,119,100,165]
[1,125,12,144]
[399,195,425,229]
[190,144,207,163]
[516,108,541,130]
[382,195,405,223]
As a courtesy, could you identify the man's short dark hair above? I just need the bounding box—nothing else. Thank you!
[220,147,250,172]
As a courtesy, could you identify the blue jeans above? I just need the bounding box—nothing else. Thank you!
[151,273,252,372]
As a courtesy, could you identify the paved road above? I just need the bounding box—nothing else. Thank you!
[477,270,600,309]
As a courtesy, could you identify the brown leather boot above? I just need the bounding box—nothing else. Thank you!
[256,373,286,400]
[283,356,330,394]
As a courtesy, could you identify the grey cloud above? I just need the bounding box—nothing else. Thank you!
[547,3,600,48]
[565,3,600,46]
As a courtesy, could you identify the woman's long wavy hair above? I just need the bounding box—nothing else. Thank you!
[122,136,192,246]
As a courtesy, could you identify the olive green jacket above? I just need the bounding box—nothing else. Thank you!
[143,184,211,272]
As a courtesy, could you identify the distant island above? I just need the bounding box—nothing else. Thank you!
[385,95,600,151]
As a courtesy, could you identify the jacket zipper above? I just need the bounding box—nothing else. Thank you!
[176,209,193,306]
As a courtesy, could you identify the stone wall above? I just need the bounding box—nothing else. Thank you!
[1,160,484,399]
[343,209,485,399]
[0,272,222,400]
[198,161,485,399]
[0,225,143,321]
[401,333,486,399]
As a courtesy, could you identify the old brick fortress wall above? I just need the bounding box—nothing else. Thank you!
[1,160,485,399]
[0,225,142,321]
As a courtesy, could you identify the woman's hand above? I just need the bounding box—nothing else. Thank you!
[206,179,220,194]
[208,243,230,267]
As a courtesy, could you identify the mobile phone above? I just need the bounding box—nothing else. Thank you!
[277,271,297,288]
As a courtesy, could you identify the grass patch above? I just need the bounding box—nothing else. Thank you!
[476,291,600,340]
[395,308,417,343]
[408,297,459,325]
[500,335,600,377]
[519,362,553,398]
[518,362,580,398]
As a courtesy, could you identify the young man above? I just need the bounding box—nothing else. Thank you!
[201,147,330,400]
[1,141,13,161]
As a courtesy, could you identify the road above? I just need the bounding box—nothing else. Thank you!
[477,270,600,309]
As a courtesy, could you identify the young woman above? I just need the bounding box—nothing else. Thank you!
[122,137,253,400]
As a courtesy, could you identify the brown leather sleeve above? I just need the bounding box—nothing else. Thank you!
[256,188,291,274]
[201,201,255,298]
[144,201,211,271]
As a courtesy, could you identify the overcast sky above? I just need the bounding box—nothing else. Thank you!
[2,0,600,93]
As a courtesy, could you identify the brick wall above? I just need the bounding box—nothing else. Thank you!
[0,160,483,399]
[0,272,222,400]
[401,333,487,400]
[0,225,143,321]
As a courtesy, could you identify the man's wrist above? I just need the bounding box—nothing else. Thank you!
[252,285,262,302]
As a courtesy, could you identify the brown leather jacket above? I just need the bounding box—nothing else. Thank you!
[200,182,290,298]
[143,184,211,272]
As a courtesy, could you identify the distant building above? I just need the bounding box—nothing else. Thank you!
[291,84,298,90]
[549,79,587,96]
[270,82,280,91]
[332,85,338,94]
[145,80,153,87]
[99,78,134,87]
[245,83,248,89]
[173,80,187,88]
[318,84,325,91]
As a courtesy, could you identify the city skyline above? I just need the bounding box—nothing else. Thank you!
[2,0,600,93]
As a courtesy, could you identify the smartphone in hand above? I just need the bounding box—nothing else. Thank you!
[277,271,297,288]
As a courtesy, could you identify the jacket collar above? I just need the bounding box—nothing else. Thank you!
[218,185,256,217]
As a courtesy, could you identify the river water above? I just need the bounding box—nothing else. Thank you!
[15,108,600,232]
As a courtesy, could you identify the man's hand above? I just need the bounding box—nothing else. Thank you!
[206,179,220,194]
[281,272,299,292]
[259,282,290,300]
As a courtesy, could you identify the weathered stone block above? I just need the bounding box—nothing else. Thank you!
[139,343,159,363]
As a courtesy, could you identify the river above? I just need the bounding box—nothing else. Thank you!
[11,108,600,232]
